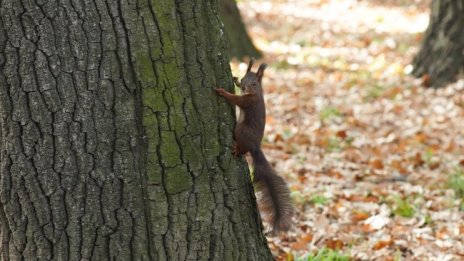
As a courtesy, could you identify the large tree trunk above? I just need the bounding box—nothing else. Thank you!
[220,0,262,60]
[412,0,464,87]
[0,0,273,260]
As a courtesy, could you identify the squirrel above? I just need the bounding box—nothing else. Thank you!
[216,59,294,234]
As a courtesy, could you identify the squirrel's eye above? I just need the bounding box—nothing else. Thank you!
[253,83,257,86]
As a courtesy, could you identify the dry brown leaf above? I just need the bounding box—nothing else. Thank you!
[362,224,374,233]
[392,104,404,114]
[297,168,307,176]
[372,240,393,250]
[290,234,313,251]
[344,148,364,163]
[325,239,344,250]
[384,86,402,98]
[421,74,431,87]
[291,134,311,145]
[266,115,274,125]
[273,133,283,142]
[298,224,311,233]
[413,152,425,167]
[435,227,449,240]
[336,130,348,139]
[369,158,384,170]
[361,36,372,46]
[343,195,379,203]
[391,159,408,174]
[429,161,440,170]
[351,211,370,222]
[445,142,456,152]
[459,159,464,167]
[261,143,281,150]
[391,225,409,235]
[275,252,292,261]
[315,137,327,148]
[415,132,427,143]
[326,169,344,179]
[297,175,307,183]
[394,139,410,153]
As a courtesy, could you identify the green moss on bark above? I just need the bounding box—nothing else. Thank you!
[164,166,193,194]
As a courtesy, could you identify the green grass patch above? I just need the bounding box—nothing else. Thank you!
[424,214,433,226]
[326,137,342,153]
[422,148,435,166]
[310,195,330,206]
[393,196,415,218]
[393,249,402,261]
[448,168,464,199]
[294,248,350,261]
[290,190,305,205]
[319,106,342,121]
[366,85,384,99]
[274,59,292,70]
[282,128,296,139]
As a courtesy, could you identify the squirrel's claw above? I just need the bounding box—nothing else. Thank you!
[215,88,226,96]
[232,142,240,157]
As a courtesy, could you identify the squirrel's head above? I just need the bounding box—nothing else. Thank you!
[240,59,267,95]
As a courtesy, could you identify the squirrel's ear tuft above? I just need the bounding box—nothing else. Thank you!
[257,63,267,80]
[247,58,255,73]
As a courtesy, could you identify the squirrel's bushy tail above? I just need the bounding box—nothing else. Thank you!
[250,148,294,233]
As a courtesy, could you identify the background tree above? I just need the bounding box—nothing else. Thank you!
[220,0,262,59]
[0,0,273,260]
[412,0,464,87]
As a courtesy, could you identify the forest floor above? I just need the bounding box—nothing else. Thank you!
[235,0,464,260]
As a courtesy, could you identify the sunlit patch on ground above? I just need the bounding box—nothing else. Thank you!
[233,0,464,259]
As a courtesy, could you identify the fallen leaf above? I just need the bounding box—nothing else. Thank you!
[343,195,379,203]
[370,158,384,170]
[326,169,344,179]
[325,239,344,250]
[336,130,348,139]
[428,161,440,170]
[290,234,313,251]
[391,159,408,174]
[435,227,449,240]
[351,211,370,222]
[413,152,425,167]
[421,74,431,87]
[415,132,427,143]
[372,240,393,250]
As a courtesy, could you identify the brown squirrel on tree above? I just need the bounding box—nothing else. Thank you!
[216,59,294,233]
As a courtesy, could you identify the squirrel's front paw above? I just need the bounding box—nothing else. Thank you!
[215,88,226,96]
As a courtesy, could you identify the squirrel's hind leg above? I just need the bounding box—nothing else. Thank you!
[232,141,247,157]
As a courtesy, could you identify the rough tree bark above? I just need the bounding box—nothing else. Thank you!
[0,0,273,260]
[412,0,464,87]
[219,0,262,60]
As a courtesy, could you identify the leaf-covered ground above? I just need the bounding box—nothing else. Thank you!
[234,0,464,260]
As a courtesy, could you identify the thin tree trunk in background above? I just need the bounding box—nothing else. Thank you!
[0,0,273,260]
[220,0,262,60]
[412,0,464,87]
